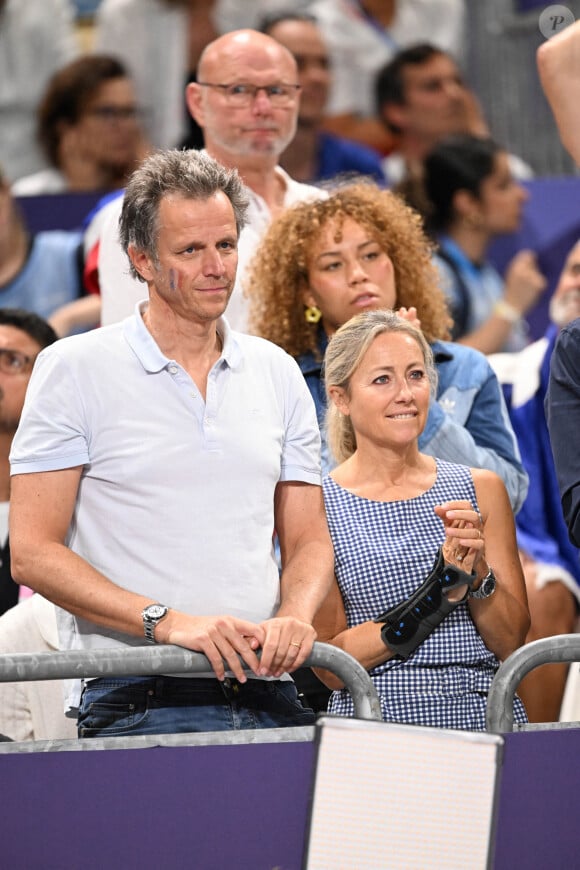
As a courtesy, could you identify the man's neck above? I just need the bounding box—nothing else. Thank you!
[393,132,437,164]
[205,144,286,213]
[142,300,223,398]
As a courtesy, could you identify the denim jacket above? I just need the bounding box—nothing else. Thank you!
[298,335,528,513]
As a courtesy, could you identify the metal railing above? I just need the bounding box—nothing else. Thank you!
[0,640,382,724]
[486,634,580,733]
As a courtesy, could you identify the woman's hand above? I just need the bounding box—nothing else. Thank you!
[396,306,421,331]
[435,501,486,600]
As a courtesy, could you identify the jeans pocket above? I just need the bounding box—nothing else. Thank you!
[267,682,316,725]
[78,699,149,738]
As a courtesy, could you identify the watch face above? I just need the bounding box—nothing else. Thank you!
[146,604,166,620]
[482,575,495,596]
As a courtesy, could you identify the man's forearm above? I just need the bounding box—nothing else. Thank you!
[277,540,335,622]
[11,541,157,640]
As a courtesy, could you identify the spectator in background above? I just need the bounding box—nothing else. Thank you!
[94,0,314,153]
[12,55,148,196]
[489,240,580,722]
[0,308,58,616]
[260,11,386,186]
[307,0,466,153]
[0,166,86,324]
[408,134,546,354]
[0,594,77,742]
[0,0,79,184]
[375,43,533,188]
[94,0,220,152]
[90,29,325,330]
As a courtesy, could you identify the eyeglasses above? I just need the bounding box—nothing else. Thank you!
[197,82,301,107]
[87,105,142,123]
[0,348,36,375]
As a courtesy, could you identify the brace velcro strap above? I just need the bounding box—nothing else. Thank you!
[373,547,477,660]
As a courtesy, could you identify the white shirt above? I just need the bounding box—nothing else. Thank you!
[11,168,68,196]
[10,306,321,706]
[95,166,324,331]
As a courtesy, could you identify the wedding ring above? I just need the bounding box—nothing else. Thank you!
[290,642,301,648]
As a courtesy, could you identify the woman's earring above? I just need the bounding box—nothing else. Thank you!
[304,305,322,324]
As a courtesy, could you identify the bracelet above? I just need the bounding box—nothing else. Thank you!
[493,300,521,324]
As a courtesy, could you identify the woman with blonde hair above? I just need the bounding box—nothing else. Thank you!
[247,181,527,512]
[311,309,529,728]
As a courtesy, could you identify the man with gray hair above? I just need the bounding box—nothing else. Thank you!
[9,148,334,738]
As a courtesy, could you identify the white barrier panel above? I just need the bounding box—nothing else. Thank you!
[305,716,503,870]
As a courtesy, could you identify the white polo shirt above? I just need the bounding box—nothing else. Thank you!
[10,306,321,664]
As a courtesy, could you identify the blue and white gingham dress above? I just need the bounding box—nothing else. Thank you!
[323,458,527,730]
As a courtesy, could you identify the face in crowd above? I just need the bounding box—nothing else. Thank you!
[187,31,301,161]
[329,327,432,453]
[0,325,43,434]
[550,240,580,327]
[130,192,239,326]
[265,18,331,127]
[384,52,468,143]
[303,217,397,336]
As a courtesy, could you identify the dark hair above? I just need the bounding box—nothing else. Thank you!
[38,54,130,167]
[375,43,448,133]
[258,9,317,33]
[422,134,501,232]
[0,309,58,349]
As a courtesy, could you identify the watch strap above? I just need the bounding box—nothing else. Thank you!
[469,568,496,600]
[142,603,169,643]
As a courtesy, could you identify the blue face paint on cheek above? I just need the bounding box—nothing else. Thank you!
[169,269,178,292]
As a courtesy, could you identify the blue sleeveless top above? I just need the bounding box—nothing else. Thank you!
[323,458,527,730]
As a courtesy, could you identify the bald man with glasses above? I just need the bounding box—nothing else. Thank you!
[92,29,326,331]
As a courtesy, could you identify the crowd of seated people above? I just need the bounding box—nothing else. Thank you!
[1,0,580,742]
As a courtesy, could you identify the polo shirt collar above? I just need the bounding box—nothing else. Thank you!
[123,301,243,372]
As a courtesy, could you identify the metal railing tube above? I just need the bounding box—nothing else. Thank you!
[0,641,382,722]
[486,634,580,733]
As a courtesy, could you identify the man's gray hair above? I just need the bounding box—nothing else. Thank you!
[119,149,250,282]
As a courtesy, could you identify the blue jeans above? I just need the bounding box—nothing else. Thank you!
[77,676,315,738]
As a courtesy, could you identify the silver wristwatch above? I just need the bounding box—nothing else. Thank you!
[469,568,496,600]
[141,603,169,643]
